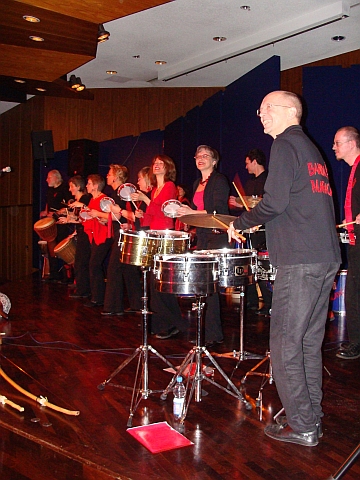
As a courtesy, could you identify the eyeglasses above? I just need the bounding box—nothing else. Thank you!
[333,140,350,147]
[194,154,212,160]
[256,104,292,117]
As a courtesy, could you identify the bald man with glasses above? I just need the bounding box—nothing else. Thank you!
[228,91,340,447]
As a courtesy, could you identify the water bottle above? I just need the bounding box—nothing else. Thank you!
[173,376,186,420]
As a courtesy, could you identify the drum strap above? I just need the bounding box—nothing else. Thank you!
[344,155,360,245]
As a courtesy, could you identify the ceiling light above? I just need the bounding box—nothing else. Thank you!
[14,79,26,84]
[240,6,251,11]
[36,87,46,92]
[213,36,227,42]
[331,35,346,41]
[155,61,167,65]
[98,24,110,43]
[133,55,140,59]
[29,36,44,42]
[69,75,81,89]
[76,83,85,92]
[23,15,40,23]
[106,70,117,75]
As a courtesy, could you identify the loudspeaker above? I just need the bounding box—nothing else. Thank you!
[31,130,54,161]
[68,139,99,177]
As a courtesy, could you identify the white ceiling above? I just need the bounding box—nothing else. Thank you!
[1,0,359,115]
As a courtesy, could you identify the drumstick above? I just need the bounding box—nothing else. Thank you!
[131,200,138,210]
[336,220,356,228]
[212,216,246,243]
[232,182,250,212]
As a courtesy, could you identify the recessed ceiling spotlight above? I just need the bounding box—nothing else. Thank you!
[240,6,251,11]
[29,35,44,42]
[213,36,227,42]
[23,15,40,23]
[36,87,46,92]
[155,61,167,65]
[14,79,26,84]
[331,35,346,41]
[133,55,140,59]
[106,70,117,75]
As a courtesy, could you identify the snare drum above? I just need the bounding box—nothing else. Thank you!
[256,251,277,281]
[147,230,190,255]
[154,253,219,295]
[34,217,57,242]
[161,199,182,218]
[54,236,76,264]
[197,248,257,287]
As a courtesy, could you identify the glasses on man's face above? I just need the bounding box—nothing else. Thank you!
[256,104,292,117]
[194,154,212,160]
[333,140,350,147]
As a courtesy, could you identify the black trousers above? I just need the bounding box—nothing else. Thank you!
[345,244,360,344]
[89,238,113,304]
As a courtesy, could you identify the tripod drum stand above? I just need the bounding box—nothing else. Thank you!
[153,252,252,425]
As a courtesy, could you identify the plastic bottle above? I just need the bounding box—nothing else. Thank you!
[173,376,186,420]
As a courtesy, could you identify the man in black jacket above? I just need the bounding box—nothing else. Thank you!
[228,91,340,447]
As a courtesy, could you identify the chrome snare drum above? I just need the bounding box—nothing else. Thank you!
[197,248,257,287]
[256,250,277,281]
[154,253,219,295]
[119,230,159,267]
[146,230,190,255]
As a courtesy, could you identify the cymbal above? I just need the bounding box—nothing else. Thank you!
[236,195,262,208]
[179,213,237,229]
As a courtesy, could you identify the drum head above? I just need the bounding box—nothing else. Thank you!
[161,199,182,218]
[79,210,92,221]
[100,196,115,212]
[118,183,136,201]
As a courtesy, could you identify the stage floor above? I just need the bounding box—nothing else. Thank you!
[0,273,359,479]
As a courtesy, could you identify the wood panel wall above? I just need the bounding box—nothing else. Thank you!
[0,87,220,281]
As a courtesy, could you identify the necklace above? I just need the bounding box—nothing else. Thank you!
[200,175,210,186]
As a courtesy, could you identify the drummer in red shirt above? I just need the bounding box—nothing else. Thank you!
[131,155,188,339]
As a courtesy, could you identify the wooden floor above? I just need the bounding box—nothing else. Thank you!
[0,272,359,480]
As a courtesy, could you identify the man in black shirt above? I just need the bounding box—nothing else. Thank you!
[228,91,340,447]
[229,149,272,314]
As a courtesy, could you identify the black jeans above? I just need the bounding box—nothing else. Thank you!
[270,262,339,433]
[345,244,360,344]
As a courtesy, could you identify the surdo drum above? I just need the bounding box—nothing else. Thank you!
[119,230,190,268]
[197,248,257,287]
[256,250,277,282]
[154,253,219,295]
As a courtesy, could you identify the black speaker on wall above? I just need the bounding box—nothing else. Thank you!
[31,130,55,162]
[68,139,99,177]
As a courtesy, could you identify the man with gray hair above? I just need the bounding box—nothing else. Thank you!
[333,126,360,360]
[228,91,341,446]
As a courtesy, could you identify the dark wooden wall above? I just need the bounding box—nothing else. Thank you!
[0,87,221,281]
[0,49,359,281]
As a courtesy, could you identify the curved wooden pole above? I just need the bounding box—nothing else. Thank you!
[0,367,80,416]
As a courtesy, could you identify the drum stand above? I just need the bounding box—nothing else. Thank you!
[160,294,252,426]
[97,267,175,427]
[218,283,264,362]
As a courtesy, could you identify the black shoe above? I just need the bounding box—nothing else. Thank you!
[255,307,271,316]
[336,342,360,359]
[101,311,124,316]
[155,327,180,339]
[69,293,90,299]
[264,424,318,447]
[275,415,323,438]
[205,339,224,348]
[84,301,103,308]
[124,308,141,314]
